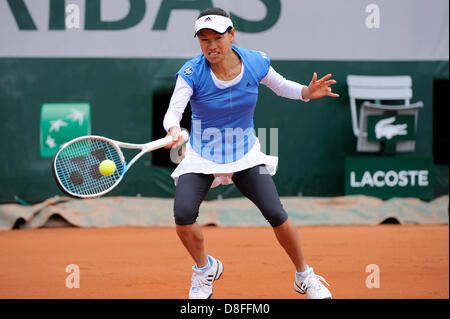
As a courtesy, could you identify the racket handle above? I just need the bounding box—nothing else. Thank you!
[180,130,189,142]
[145,130,189,152]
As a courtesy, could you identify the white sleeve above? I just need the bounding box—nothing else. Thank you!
[162,75,193,132]
[260,66,310,102]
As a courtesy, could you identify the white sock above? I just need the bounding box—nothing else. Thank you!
[196,257,211,272]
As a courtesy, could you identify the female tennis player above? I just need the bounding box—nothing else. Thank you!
[163,8,339,299]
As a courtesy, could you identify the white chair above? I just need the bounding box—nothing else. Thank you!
[346,75,423,152]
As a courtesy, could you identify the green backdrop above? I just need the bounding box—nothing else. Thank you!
[0,58,448,203]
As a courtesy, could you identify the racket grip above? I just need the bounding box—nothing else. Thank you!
[180,130,189,142]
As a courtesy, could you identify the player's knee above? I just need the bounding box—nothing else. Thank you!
[262,204,288,227]
[173,200,198,225]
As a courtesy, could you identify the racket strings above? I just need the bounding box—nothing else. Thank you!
[55,138,124,196]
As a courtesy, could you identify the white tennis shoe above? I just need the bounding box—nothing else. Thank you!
[189,255,224,299]
[294,266,332,299]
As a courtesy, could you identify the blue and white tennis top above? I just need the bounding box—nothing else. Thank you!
[178,46,269,164]
[166,46,307,187]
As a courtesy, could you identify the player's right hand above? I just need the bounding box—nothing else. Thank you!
[164,126,184,149]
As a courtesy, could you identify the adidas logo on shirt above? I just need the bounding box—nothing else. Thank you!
[204,17,212,22]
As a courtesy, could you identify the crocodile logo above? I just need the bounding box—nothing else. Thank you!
[375,116,408,140]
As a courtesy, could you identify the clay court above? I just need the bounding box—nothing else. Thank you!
[0,224,448,299]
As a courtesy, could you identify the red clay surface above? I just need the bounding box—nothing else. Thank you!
[0,225,448,299]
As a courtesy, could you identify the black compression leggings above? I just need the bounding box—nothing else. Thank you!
[173,164,288,227]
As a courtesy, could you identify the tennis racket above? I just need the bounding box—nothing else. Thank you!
[52,131,189,198]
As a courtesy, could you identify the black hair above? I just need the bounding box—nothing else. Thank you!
[197,8,233,34]
[198,8,230,19]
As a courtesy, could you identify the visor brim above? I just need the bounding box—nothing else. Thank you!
[194,24,230,37]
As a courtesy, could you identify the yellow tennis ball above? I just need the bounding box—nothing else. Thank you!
[99,160,116,176]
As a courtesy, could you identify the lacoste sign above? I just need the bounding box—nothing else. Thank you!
[349,170,429,188]
[345,157,434,200]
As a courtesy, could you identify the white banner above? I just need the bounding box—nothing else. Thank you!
[1,0,448,60]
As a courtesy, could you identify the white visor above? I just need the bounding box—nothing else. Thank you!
[194,15,233,37]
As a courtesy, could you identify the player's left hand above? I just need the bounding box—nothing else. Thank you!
[304,73,339,99]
